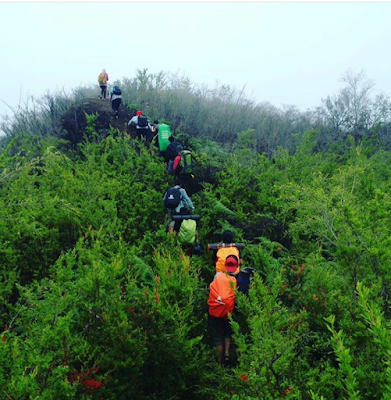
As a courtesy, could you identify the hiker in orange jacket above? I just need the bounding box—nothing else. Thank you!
[208,255,239,366]
[98,69,109,99]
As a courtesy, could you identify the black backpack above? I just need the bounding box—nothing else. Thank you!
[113,86,122,95]
[138,115,149,128]
[164,187,182,209]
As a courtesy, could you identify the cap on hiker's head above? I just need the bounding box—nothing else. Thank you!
[136,110,143,116]
[176,145,184,153]
[102,68,106,73]
[225,255,238,273]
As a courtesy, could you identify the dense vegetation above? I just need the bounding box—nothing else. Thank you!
[1,71,391,399]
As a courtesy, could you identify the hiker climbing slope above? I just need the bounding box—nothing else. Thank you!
[209,231,254,295]
[110,85,122,118]
[208,256,238,366]
[155,123,172,158]
[171,209,200,257]
[98,69,109,99]
[128,110,152,142]
[210,230,243,274]
[166,137,182,174]
[163,177,195,217]
[173,147,194,184]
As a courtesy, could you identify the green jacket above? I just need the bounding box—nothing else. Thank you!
[158,124,171,152]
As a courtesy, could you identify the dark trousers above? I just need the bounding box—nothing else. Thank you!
[136,128,151,142]
[100,85,107,98]
[111,98,121,114]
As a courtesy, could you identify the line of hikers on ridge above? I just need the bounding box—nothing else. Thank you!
[163,174,254,366]
[98,69,254,367]
[97,69,122,119]
[158,126,254,367]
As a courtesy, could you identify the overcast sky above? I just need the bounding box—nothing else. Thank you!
[1,2,390,128]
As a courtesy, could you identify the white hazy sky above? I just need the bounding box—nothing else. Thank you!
[1,2,390,126]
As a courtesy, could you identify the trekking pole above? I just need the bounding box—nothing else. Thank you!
[172,215,201,221]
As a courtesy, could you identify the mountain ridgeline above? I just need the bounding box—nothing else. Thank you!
[1,70,391,399]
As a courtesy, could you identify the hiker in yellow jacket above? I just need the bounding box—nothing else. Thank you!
[211,230,241,274]
[98,69,109,99]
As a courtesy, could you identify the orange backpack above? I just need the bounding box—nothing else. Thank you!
[215,247,240,274]
[208,273,237,319]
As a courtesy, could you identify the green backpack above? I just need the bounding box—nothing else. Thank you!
[179,150,193,173]
[177,219,196,245]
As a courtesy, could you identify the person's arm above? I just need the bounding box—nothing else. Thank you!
[180,188,194,211]
[106,73,109,82]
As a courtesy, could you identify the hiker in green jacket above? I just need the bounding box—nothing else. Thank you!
[168,207,199,257]
[153,123,172,158]
[177,216,199,256]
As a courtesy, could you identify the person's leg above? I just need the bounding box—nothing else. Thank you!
[210,316,225,365]
[167,220,175,234]
[216,344,223,365]
[167,159,174,174]
[145,128,153,144]
[223,320,233,365]
[112,99,120,115]
[224,338,231,359]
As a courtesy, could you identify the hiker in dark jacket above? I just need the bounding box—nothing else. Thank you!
[110,86,122,118]
[163,177,195,218]
[173,145,184,177]
[165,137,181,174]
